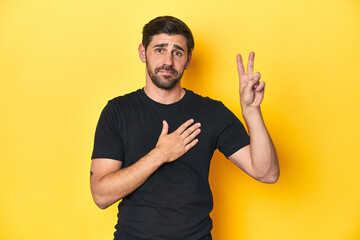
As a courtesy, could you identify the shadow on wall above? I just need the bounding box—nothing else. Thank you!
[181,36,214,97]
[208,107,318,239]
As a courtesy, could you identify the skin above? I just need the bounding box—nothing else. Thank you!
[139,33,192,104]
[227,52,279,183]
[90,34,279,209]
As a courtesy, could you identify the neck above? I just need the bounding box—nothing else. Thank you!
[144,84,185,105]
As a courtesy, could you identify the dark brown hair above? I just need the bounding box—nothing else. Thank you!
[142,16,194,55]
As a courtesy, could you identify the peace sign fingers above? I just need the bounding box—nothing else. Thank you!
[236,54,246,76]
[247,51,255,76]
[237,52,255,90]
[236,51,265,109]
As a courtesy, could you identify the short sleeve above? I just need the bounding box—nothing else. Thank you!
[91,101,124,161]
[215,102,250,157]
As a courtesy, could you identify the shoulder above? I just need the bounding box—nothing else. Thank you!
[103,89,143,112]
[185,90,231,118]
[97,89,143,121]
[186,89,223,107]
[186,90,238,122]
[108,89,142,106]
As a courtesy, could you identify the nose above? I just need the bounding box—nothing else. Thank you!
[162,52,173,66]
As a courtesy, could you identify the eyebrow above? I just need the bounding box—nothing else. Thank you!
[153,43,185,52]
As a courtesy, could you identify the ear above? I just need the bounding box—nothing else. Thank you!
[138,43,146,63]
[184,52,192,70]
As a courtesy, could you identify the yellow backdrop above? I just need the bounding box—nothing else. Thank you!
[1,0,359,239]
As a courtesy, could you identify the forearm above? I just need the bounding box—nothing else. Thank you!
[243,108,279,183]
[91,148,165,209]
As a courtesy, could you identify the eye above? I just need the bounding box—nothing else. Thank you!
[173,51,182,57]
[155,48,164,54]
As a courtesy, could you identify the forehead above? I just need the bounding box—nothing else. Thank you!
[149,33,187,50]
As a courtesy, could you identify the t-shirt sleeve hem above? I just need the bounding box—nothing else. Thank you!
[91,151,123,161]
[222,138,250,158]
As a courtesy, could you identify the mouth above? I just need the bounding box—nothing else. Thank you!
[155,66,177,76]
[158,70,175,75]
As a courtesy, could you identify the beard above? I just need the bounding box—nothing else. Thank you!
[146,59,184,90]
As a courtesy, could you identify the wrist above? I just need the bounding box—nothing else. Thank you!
[150,147,168,165]
[242,106,262,119]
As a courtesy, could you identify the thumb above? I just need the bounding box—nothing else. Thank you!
[160,120,169,136]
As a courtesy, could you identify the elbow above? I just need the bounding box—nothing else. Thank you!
[260,174,279,184]
[91,192,114,209]
[252,158,280,184]
[255,169,280,184]
[92,196,109,209]
[91,188,124,209]
[91,181,119,209]
[95,201,110,210]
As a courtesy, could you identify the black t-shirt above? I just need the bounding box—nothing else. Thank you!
[92,88,250,240]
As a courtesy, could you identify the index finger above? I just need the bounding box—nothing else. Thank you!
[247,51,255,75]
[236,54,246,76]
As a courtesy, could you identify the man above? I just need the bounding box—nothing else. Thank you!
[90,16,279,240]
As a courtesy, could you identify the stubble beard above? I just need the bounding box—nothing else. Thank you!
[146,59,184,90]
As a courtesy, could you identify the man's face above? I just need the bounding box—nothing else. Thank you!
[142,33,191,90]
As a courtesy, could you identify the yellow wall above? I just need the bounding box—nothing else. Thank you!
[1,0,359,239]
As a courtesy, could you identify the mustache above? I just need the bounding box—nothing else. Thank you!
[155,65,178,75]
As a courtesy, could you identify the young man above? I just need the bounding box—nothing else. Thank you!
[90,16,279,240]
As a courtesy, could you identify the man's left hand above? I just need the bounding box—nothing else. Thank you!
[237,52,265,114]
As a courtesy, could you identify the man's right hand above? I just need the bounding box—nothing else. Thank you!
[155,119,201,163]
[90,119,201,209]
